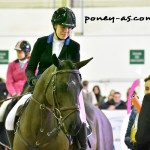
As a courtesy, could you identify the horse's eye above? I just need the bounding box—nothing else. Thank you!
[58,83,68,91]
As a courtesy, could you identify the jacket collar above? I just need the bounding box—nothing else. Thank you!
[47,33,70,45]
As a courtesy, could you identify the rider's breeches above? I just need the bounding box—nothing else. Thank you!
[79,91,89,127]
[5,94,31,130]
[0,100,12,122]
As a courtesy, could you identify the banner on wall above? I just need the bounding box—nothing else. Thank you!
[0,50,9,64]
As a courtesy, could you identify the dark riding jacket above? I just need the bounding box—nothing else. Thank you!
[26,33,80,85]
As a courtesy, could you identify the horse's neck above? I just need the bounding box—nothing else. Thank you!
[32,65,56,105]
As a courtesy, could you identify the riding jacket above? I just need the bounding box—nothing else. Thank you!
[26,33,80,86]
[6,59,28,96]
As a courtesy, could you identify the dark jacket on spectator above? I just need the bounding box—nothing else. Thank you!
[0,78,8,101]
[100,99,126,109]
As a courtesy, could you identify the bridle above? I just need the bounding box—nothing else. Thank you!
[32,69,82,143]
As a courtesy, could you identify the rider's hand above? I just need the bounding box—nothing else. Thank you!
[31,78,38,86]
[11,94,20,101]
[28,77,38,86]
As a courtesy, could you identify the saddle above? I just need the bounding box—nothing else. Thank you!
[14,98,30,131]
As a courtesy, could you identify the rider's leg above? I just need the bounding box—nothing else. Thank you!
[5,94,31,149]
[0,100,12,130]
[5,94,31,130]
[6,130,14,149]
[76,122,87,150]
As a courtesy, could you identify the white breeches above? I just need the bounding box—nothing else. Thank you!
[5,92,88,131]
[0,100,12,122]
[5,94,31,130]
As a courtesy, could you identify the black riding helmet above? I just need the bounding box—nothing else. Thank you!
[14,40,31,53]
[51,7,76,29]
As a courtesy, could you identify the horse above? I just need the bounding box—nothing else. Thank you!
[13,54,113,150]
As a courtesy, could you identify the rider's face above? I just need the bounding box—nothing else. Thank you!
[54,24,72,40]
[16,50,25,60]
[145,80,150,95]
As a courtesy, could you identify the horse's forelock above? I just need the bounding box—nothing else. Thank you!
[57,60,76,70]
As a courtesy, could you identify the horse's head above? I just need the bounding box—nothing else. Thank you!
[35,54,92,136]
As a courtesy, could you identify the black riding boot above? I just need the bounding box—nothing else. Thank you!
[6,130,14,150]
[0,122,4,130]
[76,123,87,150]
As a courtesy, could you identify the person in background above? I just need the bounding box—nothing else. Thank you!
[126,88,137,107]
[6,40,31,97]
[124,89,137,150]
[107,89,116,101]
[100,91,126,110]
[124,107,137,150]
[0,78,8,104]
[82,80,97,106]
[0,40,31,149]
[135,75,150,150]
[92,85,106,107]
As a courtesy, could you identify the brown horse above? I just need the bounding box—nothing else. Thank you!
[13,55,113,150]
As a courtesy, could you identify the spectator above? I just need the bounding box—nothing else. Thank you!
[124,88,138,150]
[124,107,138,150]
[107,89,116,101]
[82,80,97,106]
[100,92,126,110]
[135,75,150,150]
[0,78,8,104]
[92,85,106,107]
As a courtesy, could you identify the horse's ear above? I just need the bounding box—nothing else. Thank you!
[74,57,93,69]
[52,54,63,68]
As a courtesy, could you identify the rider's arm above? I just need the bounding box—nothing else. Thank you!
[26,38,43,86]
[6,62,16,96]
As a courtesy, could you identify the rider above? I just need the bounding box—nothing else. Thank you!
[6,40,31,97]
[5,7,88,150]
[0,40,31,148]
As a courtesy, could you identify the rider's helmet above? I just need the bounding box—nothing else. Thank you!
[14,40,31,53]
[51,7,76,29]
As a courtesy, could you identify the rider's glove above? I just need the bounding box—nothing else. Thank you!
[28,77,38,87]
[31,78,38,86]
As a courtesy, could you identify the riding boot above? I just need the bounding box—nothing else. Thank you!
[0,122,4,130]
[6,130,14,150]
[76,123,87,150]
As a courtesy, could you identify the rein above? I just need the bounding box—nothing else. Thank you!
[0,92,31,104]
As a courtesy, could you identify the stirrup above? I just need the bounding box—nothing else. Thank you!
[87,125,92,137]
